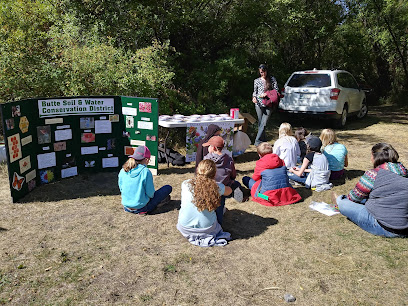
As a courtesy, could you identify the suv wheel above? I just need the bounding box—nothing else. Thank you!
[335,107,348,128]
[356,100,368,119]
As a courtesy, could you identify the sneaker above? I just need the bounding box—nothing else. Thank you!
[157,195,171,207]
[289,179,301,186]
[233,187,244,203]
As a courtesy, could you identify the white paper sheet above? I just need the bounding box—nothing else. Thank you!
[55,129,72,141]
[147,155,156,166]
[37,152,56,169]
[61,166,78,178]
[122,107,137,116]
[102,157,119,168]
[42,146,50,151]
[141,117,150,121]
[137,121,153,130]
[95,120,112,134]
[81,146,99,155]
[56,125,70,130]
[309,201,340,216]
[130,140,146,146]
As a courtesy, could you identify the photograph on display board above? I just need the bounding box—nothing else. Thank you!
[37,126,51,144]
[81,132,96,143]
[5,118,14,130]
[80,117,95,129]
[11,105,21,117]
[62,156,76,169]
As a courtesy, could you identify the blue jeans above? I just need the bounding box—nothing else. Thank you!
[287,171,308,184]
[242,176,255,190]
[217,180,242,225]
[254,104,272,146]
[124,185,172,214]
[336,195,404,238]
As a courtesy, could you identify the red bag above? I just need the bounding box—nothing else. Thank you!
[262,89,279,107]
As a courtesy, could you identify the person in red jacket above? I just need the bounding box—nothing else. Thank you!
[242,142,301,206]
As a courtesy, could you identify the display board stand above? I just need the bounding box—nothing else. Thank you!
[1,96,158,202]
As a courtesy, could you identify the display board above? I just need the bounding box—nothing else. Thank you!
[0,96,158,203]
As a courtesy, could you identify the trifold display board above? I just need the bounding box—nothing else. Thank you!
[0,96,158,203]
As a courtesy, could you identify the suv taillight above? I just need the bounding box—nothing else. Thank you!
[330,88,340,100]
[280,87,285,97]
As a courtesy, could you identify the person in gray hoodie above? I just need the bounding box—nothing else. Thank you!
[203,136,248,224]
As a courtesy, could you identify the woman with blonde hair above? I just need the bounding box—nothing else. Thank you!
[320,128,348,180]
[177,159,232,247]
[273,122,300,168]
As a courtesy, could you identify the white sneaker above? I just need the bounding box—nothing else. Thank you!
[233,187,244,202]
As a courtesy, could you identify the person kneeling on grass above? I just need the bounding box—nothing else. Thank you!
[242,142,301,206]
[177,160,232,247]
[118,146,172,215]
[333,143,408,238]
[288,136,332,191]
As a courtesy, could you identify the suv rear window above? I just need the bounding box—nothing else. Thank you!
[287,74,331,88]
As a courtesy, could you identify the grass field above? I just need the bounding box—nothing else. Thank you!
[1,106,408,305]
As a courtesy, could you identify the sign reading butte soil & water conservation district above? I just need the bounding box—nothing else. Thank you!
[38,98,114,118]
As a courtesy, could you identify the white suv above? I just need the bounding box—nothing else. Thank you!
[278,69,367,127]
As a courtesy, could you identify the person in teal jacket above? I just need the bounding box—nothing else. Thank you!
[118,146,172,215]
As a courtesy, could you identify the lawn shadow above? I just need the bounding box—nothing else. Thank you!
[345,169,365,180]
[19,172,121,203]
[234,151,258,164]
[152,199,181,215]
[295,187,313,201]
[223,209,278,240]
[159,164,195,175]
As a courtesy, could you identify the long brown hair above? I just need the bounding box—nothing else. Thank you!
[189,160,221,212]
[372,143,399,168]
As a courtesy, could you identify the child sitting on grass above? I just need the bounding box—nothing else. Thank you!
[177,159,233,247]
[118,146,172,215]
[242,142,301,206]
[273,122,301,168]
[203,136,248,225]
[288,136,332,191]
[294,127,309,163]
[320,128,348,180]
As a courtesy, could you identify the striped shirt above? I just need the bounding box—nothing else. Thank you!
[348,162,408,202]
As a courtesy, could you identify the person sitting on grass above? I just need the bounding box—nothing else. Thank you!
[177,159,233,247]
[195,124,221,170]
[288,136,332,191]
[242,142,301,206]
[320,128,348,180]
[333,143,408,238]
[203,136,248,225]
[118,146,172,215]
[273,122,301,169]
[294,127,309,164]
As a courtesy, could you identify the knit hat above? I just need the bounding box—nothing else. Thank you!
[203,136,224,148]
[129,145,151,160]
[307,136,322,152]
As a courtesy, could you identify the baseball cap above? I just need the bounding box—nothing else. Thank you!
[129,145,151,160]
[203,136,225,148]
[307,136,322,151]
[259,64,268,70]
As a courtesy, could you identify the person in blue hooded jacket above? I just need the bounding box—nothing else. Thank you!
[118,146,172,215]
